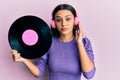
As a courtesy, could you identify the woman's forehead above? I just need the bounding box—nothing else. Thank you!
[55,10,73,18]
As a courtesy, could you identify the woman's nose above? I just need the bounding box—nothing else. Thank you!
[61,19,66,26]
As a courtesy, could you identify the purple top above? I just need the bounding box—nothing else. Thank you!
[37,37,96,80]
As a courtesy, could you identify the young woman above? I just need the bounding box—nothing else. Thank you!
[11,4,96,80]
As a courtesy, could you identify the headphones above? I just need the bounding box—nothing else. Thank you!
[51,16,79,28]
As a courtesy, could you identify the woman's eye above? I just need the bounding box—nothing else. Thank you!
[66,18,71,21]
[55,19,61,22]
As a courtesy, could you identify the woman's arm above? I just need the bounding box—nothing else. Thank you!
[75,23,96,79]
[22,59,39,77]
[77,40,94,72]
[11,50,40,77]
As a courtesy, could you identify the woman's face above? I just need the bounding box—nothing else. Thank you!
[54,10,75,36]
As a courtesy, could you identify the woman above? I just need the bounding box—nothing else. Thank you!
[11,4,96,80]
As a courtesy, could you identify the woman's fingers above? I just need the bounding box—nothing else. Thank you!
[11,49,20,61]
[78,23,85,38]
[75,23,86,43]
[12,53,21,62]
[11,49,18,55]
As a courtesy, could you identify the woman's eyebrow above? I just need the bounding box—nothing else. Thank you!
[65,15,71,17]
[55,16,61,18]
[55,15,72,18]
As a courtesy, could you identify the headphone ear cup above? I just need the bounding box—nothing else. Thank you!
[51,20,56,28]
[75,17,79,25]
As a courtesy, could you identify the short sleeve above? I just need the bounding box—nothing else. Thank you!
[36,52,49,78]
[82,38,96,79]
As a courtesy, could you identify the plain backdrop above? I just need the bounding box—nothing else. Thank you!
[0,0,120,80]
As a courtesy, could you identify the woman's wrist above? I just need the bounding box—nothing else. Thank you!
[77,38,83,45]
[22,58,31,63]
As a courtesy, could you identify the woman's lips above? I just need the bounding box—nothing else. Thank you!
[61,28,68,31]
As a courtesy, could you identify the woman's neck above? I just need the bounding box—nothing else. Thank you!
[59,34,74,42]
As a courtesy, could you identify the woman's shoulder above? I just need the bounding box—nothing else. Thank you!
[83,37,91,43]
[82,37,93,48]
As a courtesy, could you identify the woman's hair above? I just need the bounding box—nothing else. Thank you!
[51,4,78,37]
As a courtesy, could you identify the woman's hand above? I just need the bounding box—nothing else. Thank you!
[11,50,26,62]
[75,23,85,43]
[11,49,40,77]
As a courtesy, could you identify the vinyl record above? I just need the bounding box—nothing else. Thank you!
[8,15,52,59]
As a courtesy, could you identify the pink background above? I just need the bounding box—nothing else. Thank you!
[0,0,120,80]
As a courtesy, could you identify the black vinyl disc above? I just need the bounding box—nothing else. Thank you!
[8,15,52,59]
